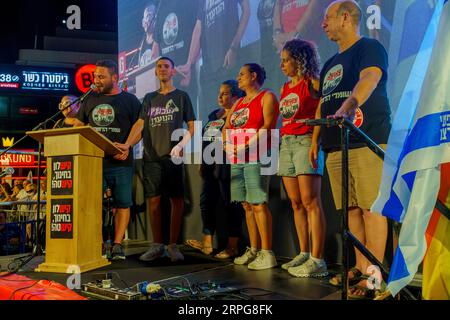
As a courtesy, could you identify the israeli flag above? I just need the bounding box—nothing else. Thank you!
[372,0,450,297]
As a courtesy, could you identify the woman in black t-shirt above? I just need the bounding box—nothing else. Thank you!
[185,80,245,259]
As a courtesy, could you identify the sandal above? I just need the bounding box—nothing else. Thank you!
[329,267,363,287]
[185,239,213,255]
[347,275,387,300]
[214,248,238,259]
[347,284,376,300]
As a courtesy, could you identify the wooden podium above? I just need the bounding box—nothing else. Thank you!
[27,126,122,273]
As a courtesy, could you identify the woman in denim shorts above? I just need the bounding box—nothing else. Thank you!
[222,63,280,271]
[278,39,328,278]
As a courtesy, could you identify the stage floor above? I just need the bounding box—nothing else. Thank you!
[16,245,340,300]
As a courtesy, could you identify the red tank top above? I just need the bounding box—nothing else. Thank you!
[280,79,319,136]
[227,90,279,164]
[280,0,310,33]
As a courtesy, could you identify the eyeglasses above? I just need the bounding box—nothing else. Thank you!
[26,190,36,194]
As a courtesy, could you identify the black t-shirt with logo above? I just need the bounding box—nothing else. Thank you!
[140,89,196,161]
[77,92,141,167]
[319,37,392,151]
[197,0,241,74]
[139,38,154,68]
[202,109,229,180]
[257,0,276,40]
[154,0,198,64]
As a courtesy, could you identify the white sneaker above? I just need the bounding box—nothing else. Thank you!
[281,252,310,270]
[139,243,165,262]
[247,250,277,270]
[234,247,258,265]
[288,258,328,278]
[167,244,184,262]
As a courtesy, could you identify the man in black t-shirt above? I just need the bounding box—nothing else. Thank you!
[116,57,196,263]
[309,1,391,297]
[74,60,141,261]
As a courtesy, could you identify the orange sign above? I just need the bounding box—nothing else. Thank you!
[0,150,35,166]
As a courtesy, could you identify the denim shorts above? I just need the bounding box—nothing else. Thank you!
[278,134,324,177]
[103,166,134,208]
[230,163,270,204]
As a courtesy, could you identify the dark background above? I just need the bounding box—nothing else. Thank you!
[0,0,118,64]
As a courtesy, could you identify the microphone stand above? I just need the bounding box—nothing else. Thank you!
[1,97,82,272]
[305,118,416,300]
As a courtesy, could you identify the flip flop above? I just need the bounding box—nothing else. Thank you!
[185,239,203,251]
[347,284,376,300]
[184,239,213,255]
[329,267,363,287]
[347,275,387,300]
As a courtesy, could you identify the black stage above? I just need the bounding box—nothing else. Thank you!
[17,246,340,300]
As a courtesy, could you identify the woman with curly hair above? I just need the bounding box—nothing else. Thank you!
[278,39,327,277]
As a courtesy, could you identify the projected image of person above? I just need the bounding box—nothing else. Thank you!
[185,80,245,259]
[272,0,322,53]
[317,0,391,299]
[278,39,328,278]
[116,57,196,263]
[153,0,200,103]
[177,0,250,121]
[74,60,142,261]
[138,2,160,68]
[223,63,279,271]
[257,0,283,91]
[53,95,81,129]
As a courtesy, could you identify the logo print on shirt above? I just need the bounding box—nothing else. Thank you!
[354,108,364,128]
[92,104,115,127]
[163,13,179,46]
[149,99,180,127]
[139,49,153,67]
[280,92,300,120]
[205,0,226,28]
[322,64,344,95]
[230,108,250,128]
[204,119,225,140]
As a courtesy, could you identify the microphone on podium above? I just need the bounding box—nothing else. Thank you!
[78,84,97,103]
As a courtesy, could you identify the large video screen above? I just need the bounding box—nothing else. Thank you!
[118,0,433,121]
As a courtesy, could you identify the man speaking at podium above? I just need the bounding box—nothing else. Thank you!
[73,60,141,261]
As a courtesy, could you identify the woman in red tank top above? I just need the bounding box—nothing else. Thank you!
[222,63,280,270]
[278,39,328,278]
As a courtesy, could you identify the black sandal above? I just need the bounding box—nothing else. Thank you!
[329,267,363,287]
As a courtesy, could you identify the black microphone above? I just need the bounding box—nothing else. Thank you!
[0,167,14,177]
[77,84,97,103]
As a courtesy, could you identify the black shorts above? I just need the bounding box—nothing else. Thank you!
[143,159,184,198]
